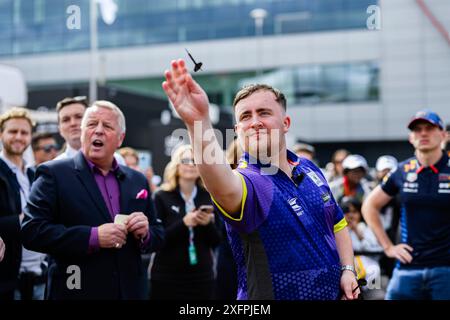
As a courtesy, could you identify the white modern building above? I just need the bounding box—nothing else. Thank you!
[1,0,449,165]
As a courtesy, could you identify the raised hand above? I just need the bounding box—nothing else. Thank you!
[162,59,210,127]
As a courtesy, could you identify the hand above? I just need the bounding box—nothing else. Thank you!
[195,211,214,226]
[183,210,199,227]
[0,236,5,262]
[162,59,210,127]
[385,244,414,264]
[347,219,358,231]
[126,212,149,240]
[340,270,360,300]
[98,223,127,249]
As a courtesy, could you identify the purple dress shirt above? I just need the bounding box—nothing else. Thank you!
[84,155,150,253]
[86,156,121,252]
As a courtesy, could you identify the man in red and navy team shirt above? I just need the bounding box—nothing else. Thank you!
[363,110,450,300]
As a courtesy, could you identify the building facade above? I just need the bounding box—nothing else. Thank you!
[1,0,449,166]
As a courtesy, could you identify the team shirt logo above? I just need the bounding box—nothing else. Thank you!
[306,171,324,187]
[403,159,418,172]
[406,172,418,182]
[288,197,304,217]
[321,193,331,203]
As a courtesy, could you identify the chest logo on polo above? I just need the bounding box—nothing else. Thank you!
[404,159,418,172]
[306,171,324,187]
[171,205,180,213]
[403,181,418,193]
[406,172,417,182]
[438,181,450,193]
[321,192,331,203]
[288,197,304,216]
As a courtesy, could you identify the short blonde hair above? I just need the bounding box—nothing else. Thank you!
[233,84,287,111]
[160,144,202,192]
[0,107,35,132]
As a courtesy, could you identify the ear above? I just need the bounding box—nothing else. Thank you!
[408,132,414,146]
[117,133,125,148]
[283,115,291,133]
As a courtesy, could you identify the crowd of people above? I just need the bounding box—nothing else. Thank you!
[0,59,449,300]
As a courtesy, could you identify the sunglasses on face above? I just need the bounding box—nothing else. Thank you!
[180,158,195,165]
[37,144,59,153]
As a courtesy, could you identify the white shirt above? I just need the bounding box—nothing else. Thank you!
[54,144,78,161]
[349,222,383,253]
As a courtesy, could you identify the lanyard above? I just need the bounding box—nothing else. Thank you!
[180,187,198,265]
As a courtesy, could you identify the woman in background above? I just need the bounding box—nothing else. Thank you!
[150,145,221,300]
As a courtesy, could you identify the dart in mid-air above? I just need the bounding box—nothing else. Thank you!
[185,48,203,72]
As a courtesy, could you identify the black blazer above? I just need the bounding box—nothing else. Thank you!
[21,152,164,300]
[151,186,221,282]
[0,158,34,293]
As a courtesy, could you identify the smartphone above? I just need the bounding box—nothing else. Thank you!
[198,205,214,213]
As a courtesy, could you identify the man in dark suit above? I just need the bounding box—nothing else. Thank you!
[21,101,164,299]
[0,107,36,300]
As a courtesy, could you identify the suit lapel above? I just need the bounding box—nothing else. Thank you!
[73,152,112,222]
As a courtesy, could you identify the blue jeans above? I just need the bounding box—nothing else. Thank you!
[386,266,450,300]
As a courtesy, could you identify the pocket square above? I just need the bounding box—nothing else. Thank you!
[136,189,148,199]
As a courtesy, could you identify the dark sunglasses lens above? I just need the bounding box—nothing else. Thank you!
[181,158,194,165]
[43,144,58,152]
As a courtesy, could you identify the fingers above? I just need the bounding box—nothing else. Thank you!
[397,250,413,264]
[171,59,188,87]
[185,72,200,93]
[127,220,148,234]
[126,212,149,235]
[112,225,127,244]
[162,60,190,104]
[402,244,414,253]
[352,282,361,299]
[162,73,177,103]
[396,245,413,264]
[344,283,354,300]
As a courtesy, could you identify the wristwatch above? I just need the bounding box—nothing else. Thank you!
[341,265,357,277]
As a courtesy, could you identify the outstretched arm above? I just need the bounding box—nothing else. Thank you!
[162,59,242,214]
